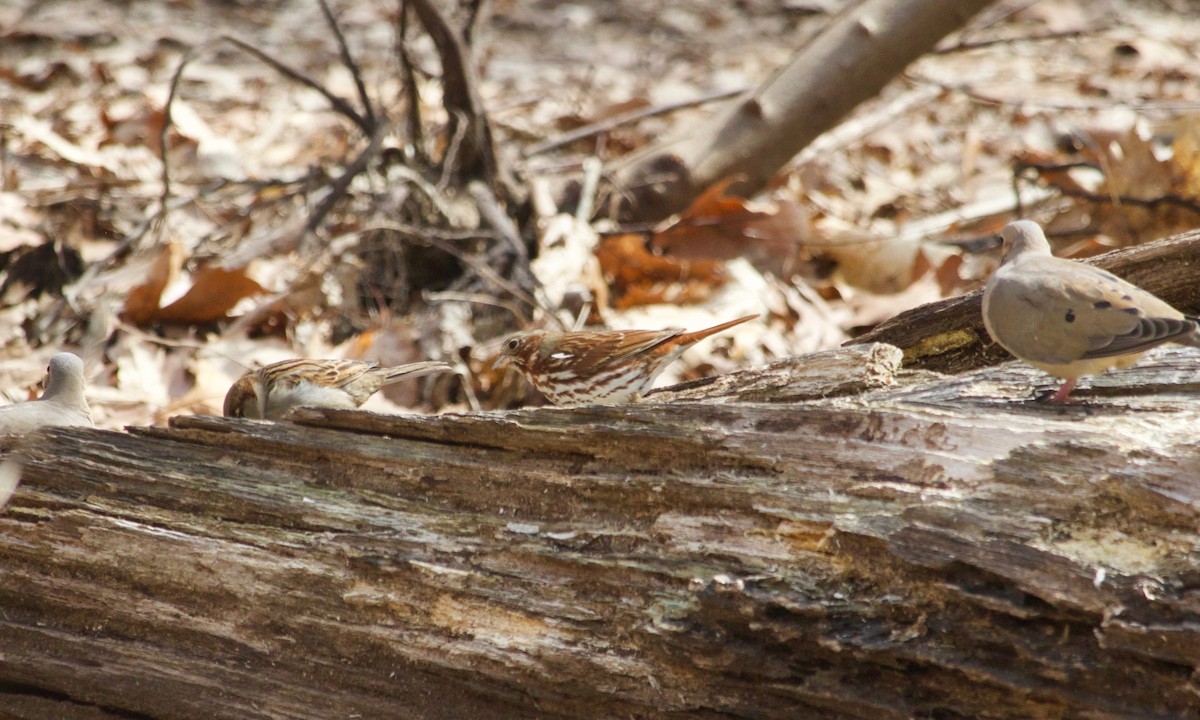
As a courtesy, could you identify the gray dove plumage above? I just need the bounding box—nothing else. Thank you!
[982,220,1200,402]
[0,352,94,433]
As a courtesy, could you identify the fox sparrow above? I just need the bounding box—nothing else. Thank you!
[224,358,452,420]
[495,314,756,407]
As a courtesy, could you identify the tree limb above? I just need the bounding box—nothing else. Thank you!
[610,0,996,222]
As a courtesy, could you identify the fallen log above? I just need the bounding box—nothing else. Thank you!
[2,343,1199,719]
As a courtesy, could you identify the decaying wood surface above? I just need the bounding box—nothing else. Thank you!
[2,342,1200,719]
[854,228,1200,374]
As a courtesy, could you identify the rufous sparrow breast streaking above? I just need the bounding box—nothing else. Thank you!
[982,220,1200,403]
[224,358,453,420]
[495,314,757,407]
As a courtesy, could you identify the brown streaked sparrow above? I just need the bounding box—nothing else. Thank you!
[223,358,452,420]
[495,314,756,407]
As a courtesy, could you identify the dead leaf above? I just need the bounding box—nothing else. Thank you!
[1168,113,1200,199]
[154,265,266,325]
[651,178,812,273]
[595,233,726,310]
[121,242,183,325]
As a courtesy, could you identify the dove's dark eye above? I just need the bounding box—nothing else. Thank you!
[507,338,520,351]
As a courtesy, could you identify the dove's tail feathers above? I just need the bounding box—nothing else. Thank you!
[1180,316,1200,349]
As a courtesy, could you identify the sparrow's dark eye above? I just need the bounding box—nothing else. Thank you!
[506,338,520,351]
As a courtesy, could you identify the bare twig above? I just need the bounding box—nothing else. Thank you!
[216,35,372,134]
[396,0,426,164]
[934,28,1102,55]
[463,0,485,46]
[911,72,1200,112]
[438,110,470,191]
[469,181,527,264]
[160,46,200,212]
[318,0,377,130]
[424,291,530,324]
[408,0,499,186]
[1056,188,1200,216]
[355,222,495,245]
[575,157,602,224]
[468,181,562,329]
[306,126,387,233]
[1014,160,1200,216]
[522,87,746,158]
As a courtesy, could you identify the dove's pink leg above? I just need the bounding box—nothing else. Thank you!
[1046,378,1077,404]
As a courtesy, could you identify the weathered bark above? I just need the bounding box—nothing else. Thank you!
[853,228,1200,374]
[611,0,996,222]
[2,341,1200,719]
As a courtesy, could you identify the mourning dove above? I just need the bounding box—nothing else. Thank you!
[982,220,1200,402]
[0,352,93,433]
[224,358,453,420]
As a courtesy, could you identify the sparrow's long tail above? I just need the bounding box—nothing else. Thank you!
[674,314,758,347]
[378,360,455,385]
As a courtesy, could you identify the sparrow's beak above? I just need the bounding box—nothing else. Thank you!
[491,355,510,371]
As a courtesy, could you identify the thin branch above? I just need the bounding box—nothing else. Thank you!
[306,126,387,233]
[408,0,498,185]
[424,291,529,325]
[1056,187,1200,216]
[463,0,486,46]
[934,28,1102,55]
[437,110,470,191]
[318,0,377,130]
[353,223,497,245]
[1014,160,1200,216]
[217,34,372,134]
[910,72,1200,112]
[160,46,200,212]
[396,0,426,163]
[522,87,746,158]
[468,181,561,329]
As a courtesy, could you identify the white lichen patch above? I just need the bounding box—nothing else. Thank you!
[1041,529,1178,578]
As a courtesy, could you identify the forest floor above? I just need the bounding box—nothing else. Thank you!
[2,0,1200,426]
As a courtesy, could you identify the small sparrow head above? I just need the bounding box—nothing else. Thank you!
[494,332,544,371]
[223,375,265,419]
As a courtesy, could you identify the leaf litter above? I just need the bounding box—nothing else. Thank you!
[1,0,1199,424]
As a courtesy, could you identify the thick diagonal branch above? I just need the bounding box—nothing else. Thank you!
[611,0,995,222]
